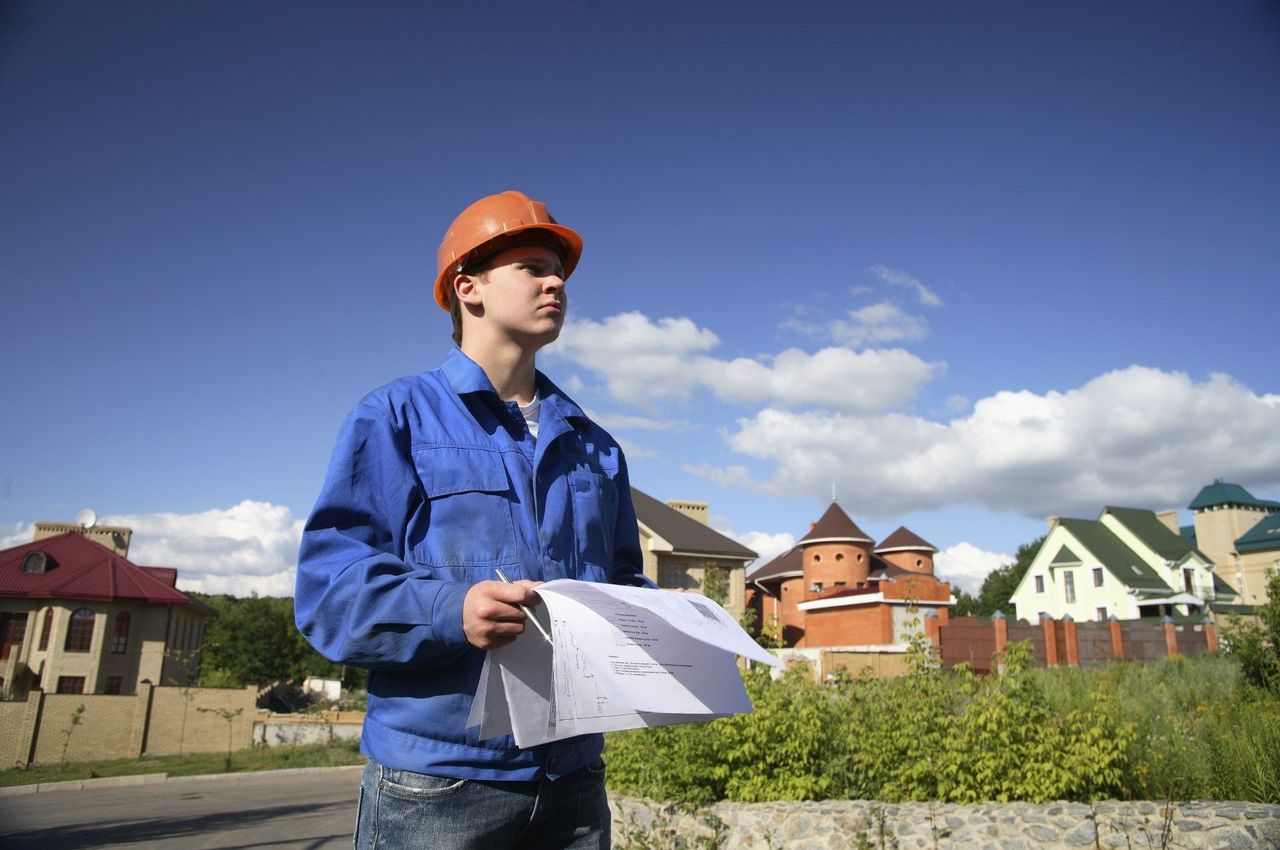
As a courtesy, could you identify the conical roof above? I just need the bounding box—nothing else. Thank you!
[874,526,938,553]
[798,502,871,544]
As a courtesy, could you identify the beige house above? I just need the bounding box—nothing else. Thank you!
[1184,481,1280,606]
[631,489,756,620]
[1011,506,1245,624]
[0,526,213,699]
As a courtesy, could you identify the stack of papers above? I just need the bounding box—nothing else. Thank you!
[467,580,781,747]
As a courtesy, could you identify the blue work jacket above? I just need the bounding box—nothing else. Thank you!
[295,349,648,781]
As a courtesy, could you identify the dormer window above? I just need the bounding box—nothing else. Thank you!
[21,552,49,573]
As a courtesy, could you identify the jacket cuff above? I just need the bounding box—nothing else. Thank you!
[430,581,471,648]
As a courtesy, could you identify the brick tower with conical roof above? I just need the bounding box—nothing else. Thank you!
[798,501,874,599]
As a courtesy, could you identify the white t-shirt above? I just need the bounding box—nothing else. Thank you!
[518,393,540,440]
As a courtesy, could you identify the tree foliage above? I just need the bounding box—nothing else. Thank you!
[952,535,1045,617]
[1221,571,1280,694]
[192,594,355,687]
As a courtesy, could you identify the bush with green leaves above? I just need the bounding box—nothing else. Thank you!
[606,642,1277,805]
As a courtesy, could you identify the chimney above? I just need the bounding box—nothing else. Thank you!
[1155,510,1180,534]
[1047,516,1059,532]
[666,500,709,525]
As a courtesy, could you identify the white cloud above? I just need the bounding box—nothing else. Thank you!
[935,542,1012,595]
[736,531,797,571]
[705,366,1280,521]
[552,312,941,413]
[102,501,303,597]
[1,522,35,549]
[682,463,761,491]
[829,301,929,347]
[587,411,694,432]
[870,264,943,307]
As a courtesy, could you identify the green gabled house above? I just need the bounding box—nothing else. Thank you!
[1010,505,1248,624]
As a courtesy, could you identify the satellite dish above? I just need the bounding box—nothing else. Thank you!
[76,508,98,529]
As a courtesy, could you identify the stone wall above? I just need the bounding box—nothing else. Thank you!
[609,796,1280,849]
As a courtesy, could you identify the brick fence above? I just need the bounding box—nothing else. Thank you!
[929,615,1219,674]
[0,683,256,768]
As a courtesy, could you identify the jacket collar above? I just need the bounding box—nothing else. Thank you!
[440,347,588,425]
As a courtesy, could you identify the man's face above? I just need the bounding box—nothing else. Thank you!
[468,245,568,345]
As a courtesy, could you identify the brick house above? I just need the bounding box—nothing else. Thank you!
[746,501,952,647]
[0,527,213,698]
[1183,480,1280,606]
[631,489,757,621]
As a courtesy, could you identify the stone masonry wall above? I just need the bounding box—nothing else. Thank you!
[609,796,1280,849]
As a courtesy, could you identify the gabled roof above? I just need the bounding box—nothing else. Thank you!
[1105,506,1209,563]
[747,545,802,584]
[1235,512,1280,554]
[1188,481,1280,512]
[1050,545,1081,565]
[798,502,871,544]
[631,489,756,561]
[874,526,937,553]
[1054,519,1170,592]
[0,532,208,611]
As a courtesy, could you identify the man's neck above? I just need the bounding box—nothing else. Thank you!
[460,338,539,405]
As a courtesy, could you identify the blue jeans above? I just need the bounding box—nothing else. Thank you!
[354,758,611,849]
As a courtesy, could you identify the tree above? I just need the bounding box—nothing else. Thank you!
[953,536,1045,618]
[1221,571,1280,693]
[699,563,729,606]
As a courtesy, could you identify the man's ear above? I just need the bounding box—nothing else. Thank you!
[454,272,483,307]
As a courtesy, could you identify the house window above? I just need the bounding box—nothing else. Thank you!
[64,608,95,653]
[57,676,85,694]
[38,607,53,650]
[1096,606,1108,621]
[1064,572,1076,604]
[809,582,823,593]
[22,551,49,573]
[112,612,131,654]
[812,554,821,563]
[1034,575,1044,594]
[104,676,123,695]
[0,612,28,660]
[835,553,844,561]
[1092,568,1103,588]
[1183,569,1194,594]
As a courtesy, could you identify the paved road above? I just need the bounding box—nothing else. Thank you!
[0,766,363,850]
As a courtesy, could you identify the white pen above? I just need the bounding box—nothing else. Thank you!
[493,568,553,644]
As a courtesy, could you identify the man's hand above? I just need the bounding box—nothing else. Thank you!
[463,579,541,650]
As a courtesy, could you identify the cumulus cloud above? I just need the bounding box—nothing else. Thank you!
[552,312,941,413]
[104,501,303,596]
[829,301,929,347]
[935,542,1013,595]
[736,531,797,571]
[698,366,1280,521]
[870,264,943,307]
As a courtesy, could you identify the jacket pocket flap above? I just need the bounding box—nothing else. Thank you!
[414,447,510,498]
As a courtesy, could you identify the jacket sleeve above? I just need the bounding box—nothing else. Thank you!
[608,450,658,589]
[294,402,471,669]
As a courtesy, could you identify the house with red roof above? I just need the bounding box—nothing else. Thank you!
[0,525,213,699]
[747,501,953,647]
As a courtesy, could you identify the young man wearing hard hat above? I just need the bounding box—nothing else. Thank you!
[295,190,648,849]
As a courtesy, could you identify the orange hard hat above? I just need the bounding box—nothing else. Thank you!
[433,190,583,311]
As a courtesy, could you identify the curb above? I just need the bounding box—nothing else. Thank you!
[0,763,363,796]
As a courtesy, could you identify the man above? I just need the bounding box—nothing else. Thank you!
[295,190,649,849]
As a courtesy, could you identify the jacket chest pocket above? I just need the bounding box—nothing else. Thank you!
[569,471,617,571]
[412,447,519,570]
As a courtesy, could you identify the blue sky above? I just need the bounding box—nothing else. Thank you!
[3,1,1278,595]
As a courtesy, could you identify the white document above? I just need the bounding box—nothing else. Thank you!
[467,581,779,748]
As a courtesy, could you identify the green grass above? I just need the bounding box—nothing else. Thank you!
[0,738,364,788]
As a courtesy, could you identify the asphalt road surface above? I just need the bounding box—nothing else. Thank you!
[0,766,364,850]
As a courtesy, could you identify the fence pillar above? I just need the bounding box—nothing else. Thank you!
[16,688,45,769]
[130,681,154,756]
[922,610,940,647]
[1109,615,1124,660]
[1162,616,1179,657]
[1042,617,1059,666]
[1062,615,1079,666]
[1203,617,1219,653]
[992,611,1008,673]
